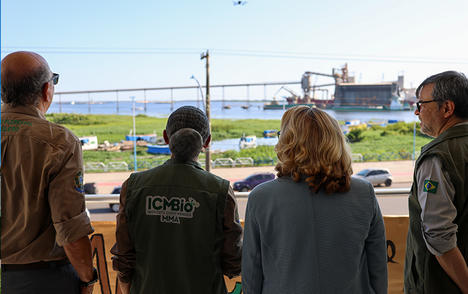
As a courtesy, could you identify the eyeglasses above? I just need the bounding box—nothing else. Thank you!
[416,99,438,112]
[48,73,60,85]
[277,131,281,138]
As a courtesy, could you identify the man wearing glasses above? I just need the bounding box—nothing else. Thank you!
[1,51,97,294]
[404,71,468,293]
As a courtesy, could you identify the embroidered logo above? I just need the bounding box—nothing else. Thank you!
[423,180,438,194]
[74,171,84,193]
[1,118,32,132]
[146,196,200,224]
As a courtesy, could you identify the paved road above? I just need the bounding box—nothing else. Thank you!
[86,160,415,221]
[89,194,410,222]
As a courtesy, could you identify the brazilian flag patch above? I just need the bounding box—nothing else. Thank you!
[423,180,438,194]
[74,170,84,193]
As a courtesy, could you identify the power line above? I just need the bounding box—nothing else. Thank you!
[2,46,468,64]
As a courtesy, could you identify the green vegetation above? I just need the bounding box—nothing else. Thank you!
[346,128,366,143]
[46,113,105,125]
[211,119,280,140]
[46,113,167,144]
[347,129,432,154]
[47,113,434,170]
[349,122,433,157]
[46,113,281,143]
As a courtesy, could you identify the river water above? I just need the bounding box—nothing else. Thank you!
[50,101,418,122]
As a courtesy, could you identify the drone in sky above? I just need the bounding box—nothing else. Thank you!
[233,1,248,5]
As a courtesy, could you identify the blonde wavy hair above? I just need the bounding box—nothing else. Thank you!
[275,106,353,194]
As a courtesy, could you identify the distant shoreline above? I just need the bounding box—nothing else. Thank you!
[47,101,418,123]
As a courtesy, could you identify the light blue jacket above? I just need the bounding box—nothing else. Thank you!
[242,176,388,294]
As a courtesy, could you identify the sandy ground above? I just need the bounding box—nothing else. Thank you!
[85,160,415,194]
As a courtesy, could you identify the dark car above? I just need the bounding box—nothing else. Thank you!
[110,186,121,212]
[84,183,98,194]
[233,172,275,192]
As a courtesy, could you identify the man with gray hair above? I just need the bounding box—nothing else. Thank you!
[404,71,468,293]
[111,106,243,294]
[1,51,97,293]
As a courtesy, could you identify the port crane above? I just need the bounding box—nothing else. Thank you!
[271,86,302,104]
[301,64,349,103]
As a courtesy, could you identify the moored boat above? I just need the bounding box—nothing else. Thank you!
[125,133,159,143]
[147,144,171,155]
[263,130,278,138]
[239,135,257,149]
[263,103,316,110]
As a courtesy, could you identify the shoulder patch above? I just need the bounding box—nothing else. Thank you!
[75,171,84,193]
[423,180,438,194]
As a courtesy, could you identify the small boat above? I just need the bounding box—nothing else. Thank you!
[222,105,231,109]
[239,135,257,149]
[263,130,278,138]
[79,136,98,150]
[97,140,122,151]
[120,141,134,151]
[263,103,316,110]
[103,145,121,152]
[125,133,158,143]
[147,144,171,155]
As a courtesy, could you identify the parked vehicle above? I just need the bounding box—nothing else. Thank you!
[352,168,393,187]
[233,172,275,192]
[84,183,98,194]
[110,186,121,212]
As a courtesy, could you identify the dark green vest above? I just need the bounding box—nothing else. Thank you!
[404,124,468,294]
[125,158,230,294]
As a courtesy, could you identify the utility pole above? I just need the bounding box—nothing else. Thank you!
[201,50,211,171]
[131,96,137,172]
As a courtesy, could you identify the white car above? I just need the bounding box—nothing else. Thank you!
[352,168,393,187]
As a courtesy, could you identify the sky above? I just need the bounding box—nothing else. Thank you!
[2,0,468,103]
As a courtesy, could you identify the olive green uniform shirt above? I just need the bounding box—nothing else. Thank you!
[404,123,468,293]
[111,158,243,293]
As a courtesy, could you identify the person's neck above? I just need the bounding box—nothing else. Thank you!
[437,117,468,137]
[36,100,50,115]
[170,155,199,161]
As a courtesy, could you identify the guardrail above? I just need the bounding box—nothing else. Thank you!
[85,188,411,204]
[85,152,421,172]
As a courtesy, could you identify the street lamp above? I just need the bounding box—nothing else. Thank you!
[190,75,206,112]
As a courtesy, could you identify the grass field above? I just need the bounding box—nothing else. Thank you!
[46,113,433,168]
[46,113,281,143]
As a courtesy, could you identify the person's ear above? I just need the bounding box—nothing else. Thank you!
[443,100,455,118]
[203,135,211,148]
[42,81,52,103]
[163,130,170,144]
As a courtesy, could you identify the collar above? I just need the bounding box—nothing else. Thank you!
[421,123,468,155]
[454,121,468,127]
[164,157,203,170]
[1,104,46,120]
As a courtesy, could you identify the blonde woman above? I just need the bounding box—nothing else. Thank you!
[242,106,388,294]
